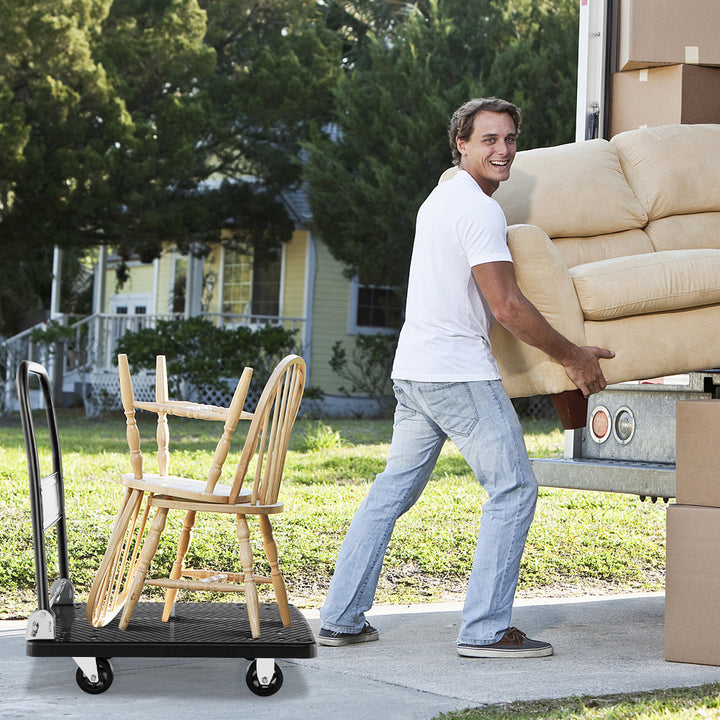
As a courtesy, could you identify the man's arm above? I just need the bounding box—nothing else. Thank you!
[472,261,614,398]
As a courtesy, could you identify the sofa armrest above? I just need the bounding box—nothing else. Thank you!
[506,224,585,336]
[490,224,587,398]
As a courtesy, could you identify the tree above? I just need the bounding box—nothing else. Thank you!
[0,0,343,335]
[319,0,432,70]
[303,0,503,288]
[0,0,130,334]
[486,0,579,149]
[303,0,579,289]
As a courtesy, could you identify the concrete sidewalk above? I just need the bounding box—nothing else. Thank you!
[3,592,720,719]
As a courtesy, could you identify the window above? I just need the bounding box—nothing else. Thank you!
[171,256,187,313]
[251,250,281,316]
[350,279,403,333]
[222,250,252,315]
[222,248,281,317]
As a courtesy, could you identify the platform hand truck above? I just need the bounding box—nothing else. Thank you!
[17,360,316,696]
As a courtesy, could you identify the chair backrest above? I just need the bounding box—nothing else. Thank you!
[118,354,253,492]
[229,355,306,505]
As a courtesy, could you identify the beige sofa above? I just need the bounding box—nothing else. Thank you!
[443,123,720,426]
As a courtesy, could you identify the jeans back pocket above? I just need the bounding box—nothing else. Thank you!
[416,382,479,437]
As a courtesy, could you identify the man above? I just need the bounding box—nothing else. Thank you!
[318,98,614,658]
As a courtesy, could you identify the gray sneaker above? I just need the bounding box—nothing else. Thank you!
[318,622,379,647]
[457,627,553,658]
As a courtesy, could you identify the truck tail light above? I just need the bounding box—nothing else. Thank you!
[589,405,611,443]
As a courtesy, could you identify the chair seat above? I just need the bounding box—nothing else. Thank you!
[119,473,252,503]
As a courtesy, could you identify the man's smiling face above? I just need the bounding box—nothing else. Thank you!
[456,111,518,197]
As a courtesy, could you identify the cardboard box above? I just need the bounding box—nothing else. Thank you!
[619,0,720,71]
[675,399,720,507]
[610,64,720,136]
[665,504,720,665]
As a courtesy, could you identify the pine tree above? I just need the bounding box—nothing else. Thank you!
[303,0,580,289]
[486,0,579,149]
[303,0,502,288]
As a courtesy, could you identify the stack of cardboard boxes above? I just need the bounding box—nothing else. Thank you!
[610,0,720,136]
[665,400,720,665]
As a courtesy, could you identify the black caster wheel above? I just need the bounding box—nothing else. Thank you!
[75,658,114,694]
[245,659,283,696]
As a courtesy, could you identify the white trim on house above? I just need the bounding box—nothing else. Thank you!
[151,258,159,315]
[303,233,316,361]
[278,243,286,318]
[92,246,108,315]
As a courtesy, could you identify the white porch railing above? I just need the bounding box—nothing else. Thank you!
[0,312,306,413]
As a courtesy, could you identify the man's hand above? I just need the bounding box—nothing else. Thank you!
[561,345,616,398]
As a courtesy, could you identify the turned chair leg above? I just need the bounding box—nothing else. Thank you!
[162,509,197,622]
[237,515,261,638]
[119,506,168,630]
[260,515,291,627]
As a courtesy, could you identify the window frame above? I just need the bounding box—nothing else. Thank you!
[348,276,403,335]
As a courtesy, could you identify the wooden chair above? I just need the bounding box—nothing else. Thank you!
[86,354,254,628]
[116,354,306,638]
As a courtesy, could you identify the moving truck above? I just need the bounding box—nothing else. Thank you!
[532,0,720,499]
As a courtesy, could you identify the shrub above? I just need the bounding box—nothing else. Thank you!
[116,317,299,396]
[330,332,398,416]
[298,421,346,452]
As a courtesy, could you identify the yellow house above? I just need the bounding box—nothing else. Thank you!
[92,190,400,416]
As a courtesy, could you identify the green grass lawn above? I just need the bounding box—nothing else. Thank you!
[0,410,665,617]
[435,684,720,719]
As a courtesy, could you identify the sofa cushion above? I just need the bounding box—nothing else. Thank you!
[569,248,720,320]
[646,212,720,252]
[492,139,648,237]
[611,124,720,220]
[553,229,654,268]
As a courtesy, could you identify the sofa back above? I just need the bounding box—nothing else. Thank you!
[611,124,720,253]
[491,138,650,268]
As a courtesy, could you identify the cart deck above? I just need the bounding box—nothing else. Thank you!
[26,601,316,660]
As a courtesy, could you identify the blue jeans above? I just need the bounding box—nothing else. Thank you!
[320,379,538,645]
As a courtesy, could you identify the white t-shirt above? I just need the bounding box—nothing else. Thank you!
[391,170,512,382]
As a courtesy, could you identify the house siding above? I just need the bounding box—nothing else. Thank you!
[309,240,352,395]
[155,252,173,313]
[283,230,308,334]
